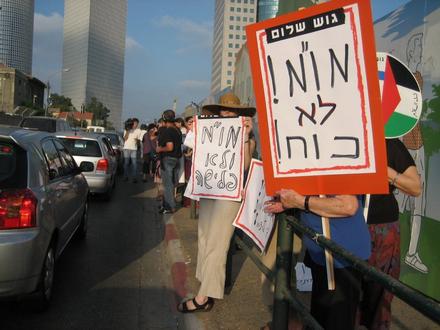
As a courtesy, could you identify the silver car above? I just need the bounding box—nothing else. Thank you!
[57,133,117,199]
[0,126,91,309]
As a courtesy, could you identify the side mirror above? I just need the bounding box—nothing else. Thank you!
[79,161,94,172]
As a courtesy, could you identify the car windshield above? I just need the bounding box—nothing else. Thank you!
[103,133,119,145]
[21,118,56,132]
[0,140,27,189]
[59,138,102,157]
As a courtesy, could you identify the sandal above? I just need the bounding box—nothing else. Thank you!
[177,297,214,313]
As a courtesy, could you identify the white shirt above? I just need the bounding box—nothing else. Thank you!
[123,128,143,150]
[183,130,195,149]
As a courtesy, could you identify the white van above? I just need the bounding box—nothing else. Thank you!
[86,126,105,133]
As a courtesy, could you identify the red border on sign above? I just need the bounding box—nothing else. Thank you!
[234,159,268,250]
[246,0,388,196]
[191,116,245,200]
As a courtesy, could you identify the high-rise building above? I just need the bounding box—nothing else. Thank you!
[210,0,257,94]
[0,0,35,75]
[257,0,279,21]
[62,0,127,129]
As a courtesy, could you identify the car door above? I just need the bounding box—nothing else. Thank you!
[53,139,88,236]
[101,137,117,176]
[41,139,72,252]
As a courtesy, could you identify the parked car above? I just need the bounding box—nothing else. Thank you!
[102,131,124,174]
[0,113,23,126]
[0,127,92,309]
[57,133,118,199]
[20,116,72,133]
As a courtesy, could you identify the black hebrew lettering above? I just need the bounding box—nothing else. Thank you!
[275,119,282,160]
[286,136,307,159]
[266,8,345,44]
[330,44,349,87]
[225,126,242,149]
[312,134,320,160]
[286,56,307,96]
[293,94,336,127]
[267,55,279,104]
[331,136,359,159]
[196,118,243,194]
[202,126,213,144]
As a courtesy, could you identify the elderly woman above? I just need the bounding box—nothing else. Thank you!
[178,92,256,313]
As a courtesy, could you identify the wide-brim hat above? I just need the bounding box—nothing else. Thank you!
[202,92,256,117]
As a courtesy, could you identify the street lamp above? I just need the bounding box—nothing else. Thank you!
[45,67,71,116]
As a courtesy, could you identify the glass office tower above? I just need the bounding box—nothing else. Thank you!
[0,0,35,74]
[62,0,127,129]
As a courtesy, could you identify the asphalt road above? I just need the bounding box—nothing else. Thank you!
[0,178,181,330]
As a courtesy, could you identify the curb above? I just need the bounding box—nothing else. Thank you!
[164,214,204,330]
[164,216,188,300]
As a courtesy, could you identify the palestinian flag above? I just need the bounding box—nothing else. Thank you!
[377,52,422,139]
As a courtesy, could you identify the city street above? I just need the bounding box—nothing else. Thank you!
[0,179,181,330]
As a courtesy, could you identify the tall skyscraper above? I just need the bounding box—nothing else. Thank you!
[257,0,279,21]
[62,0,127,128]
[0,0,35,74]
[211,0,257,94]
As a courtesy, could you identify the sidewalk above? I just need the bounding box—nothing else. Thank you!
[166,207,438,330]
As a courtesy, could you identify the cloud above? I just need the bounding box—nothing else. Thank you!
[126,36,143,51]
[154,15,212,53]
[178,80,210,90]
[34,12,64,34]
[32,12,64,92]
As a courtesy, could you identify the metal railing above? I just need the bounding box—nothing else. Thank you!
[189,202,440,329]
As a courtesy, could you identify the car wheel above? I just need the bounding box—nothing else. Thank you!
[32,244,55,311]
[76,198,89,239]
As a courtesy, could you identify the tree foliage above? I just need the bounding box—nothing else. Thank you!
[50,93,75,112]
[85,97,110,127]
[422,84,440,158]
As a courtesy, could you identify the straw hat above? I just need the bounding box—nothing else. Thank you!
[202,92,256,117]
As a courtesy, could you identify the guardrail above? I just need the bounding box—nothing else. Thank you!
[189,203,440,329]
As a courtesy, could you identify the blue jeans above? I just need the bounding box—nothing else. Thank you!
[123,149,137,179]
[162,156,180,210]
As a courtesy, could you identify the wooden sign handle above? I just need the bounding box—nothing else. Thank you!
[320,194,335,290]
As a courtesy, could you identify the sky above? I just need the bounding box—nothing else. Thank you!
[32,0,410,123]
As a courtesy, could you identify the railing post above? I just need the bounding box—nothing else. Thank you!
[190,199,197,219]
[272,212,294,330]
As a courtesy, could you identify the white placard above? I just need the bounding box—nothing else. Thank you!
[233,159,275,251]
[257,4,376,178]
[190,116,245,201]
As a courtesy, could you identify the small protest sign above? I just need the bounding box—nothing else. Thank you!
[233,159,275,251]
[190,116,245,201]
[377,52,423,138]
[246,0,388,195]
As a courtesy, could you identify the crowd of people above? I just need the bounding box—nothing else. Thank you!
[121,111,195,214]
[121,91,422,330]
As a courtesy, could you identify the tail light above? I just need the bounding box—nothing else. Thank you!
[0,189,37,230]
[96,159,109,173]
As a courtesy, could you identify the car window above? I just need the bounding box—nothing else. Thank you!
[0,140,27,189]
[53,139,77,174]
[21,118,56,133]
[101,137,114,155]
[104,133,119,146]
[59,138,102,157]
[41,139,64,179]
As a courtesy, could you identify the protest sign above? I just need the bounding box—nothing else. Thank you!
[377,52,423,139]
[190,116,245,201]
[233,159,275,251]
[246,0,388,195]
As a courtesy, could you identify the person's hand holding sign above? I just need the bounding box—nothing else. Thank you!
[243,117,253,138]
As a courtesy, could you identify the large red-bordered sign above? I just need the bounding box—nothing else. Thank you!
[246,0,388,195]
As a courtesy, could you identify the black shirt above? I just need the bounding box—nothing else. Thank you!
[158,126,182,159]
[367,139,415,224]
